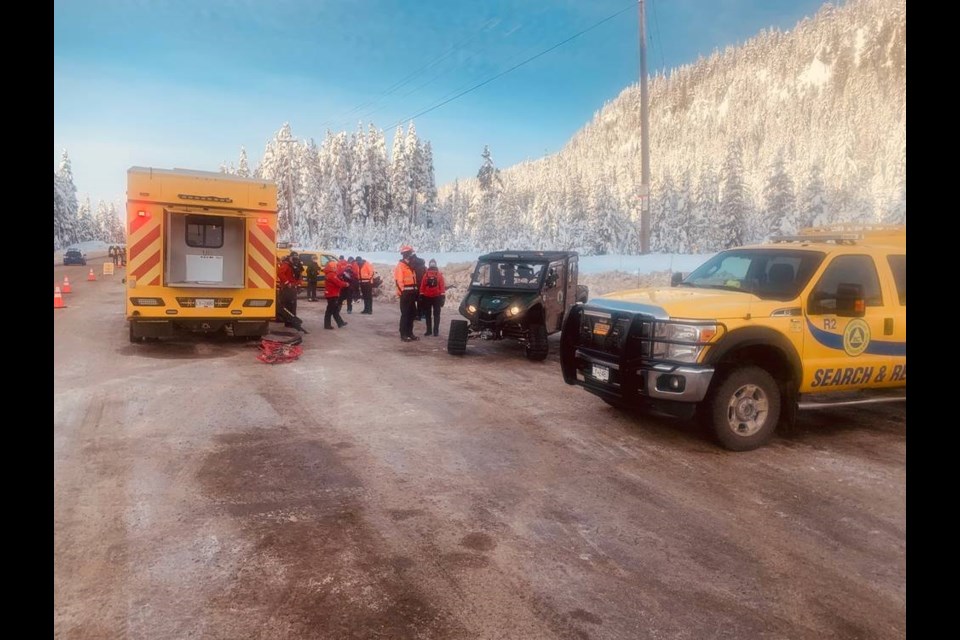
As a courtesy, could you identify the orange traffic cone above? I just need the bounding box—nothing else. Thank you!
[62,276,72,293]
[87,268,96,281]
[54,286,66,309]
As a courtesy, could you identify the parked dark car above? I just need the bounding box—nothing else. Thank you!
[63,249,87,266]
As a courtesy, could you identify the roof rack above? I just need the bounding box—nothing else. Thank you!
[770,224,905,245]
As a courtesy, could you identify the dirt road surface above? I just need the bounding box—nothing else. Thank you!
[54,263,906,640]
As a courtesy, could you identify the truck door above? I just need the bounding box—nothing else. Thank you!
[802,254,905,391]
[544,259,567,332]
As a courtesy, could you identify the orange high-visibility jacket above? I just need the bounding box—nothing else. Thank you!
[394,260,417,295]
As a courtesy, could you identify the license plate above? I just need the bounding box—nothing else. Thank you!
[593,322,610,336]
[196,298,214,308]
[591,364,609,382]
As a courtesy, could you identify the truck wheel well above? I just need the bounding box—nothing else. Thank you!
[714,345,793,387]
[525,305,545,325]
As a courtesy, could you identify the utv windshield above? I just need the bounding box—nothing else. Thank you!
[680,248,826,301]
[471,261,545,289]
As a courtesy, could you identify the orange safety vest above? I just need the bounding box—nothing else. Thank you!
[359,261,374,282]
[394,260,417,294]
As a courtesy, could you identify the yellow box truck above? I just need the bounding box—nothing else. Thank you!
[125,167,278,342]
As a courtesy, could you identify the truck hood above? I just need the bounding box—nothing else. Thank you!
[589,287,760,320]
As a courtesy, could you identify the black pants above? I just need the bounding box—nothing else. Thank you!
[399,290,418,337]
[422,296,442,335]
[306,280,318,300]
[340,291,352,313]
[325,296,346,328]
[360,282,373,313]
[279,286,298,324]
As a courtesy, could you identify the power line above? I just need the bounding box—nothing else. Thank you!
[321,17,500,131]
[397,1,637,125]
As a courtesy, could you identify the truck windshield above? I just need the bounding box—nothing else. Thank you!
[680,249,826,301]
[472,261,545,289]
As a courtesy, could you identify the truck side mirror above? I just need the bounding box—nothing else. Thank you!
[671,272,684,287]
[836,282,866,317]
[546,272,558,289]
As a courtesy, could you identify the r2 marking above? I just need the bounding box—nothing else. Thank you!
[823,318,837,330]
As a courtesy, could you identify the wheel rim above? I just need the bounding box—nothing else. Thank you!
[724,383,769,437]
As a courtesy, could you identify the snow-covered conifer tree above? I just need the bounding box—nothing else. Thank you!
[54,151,79,249]
[367,125,390,225]
[296,139,322,247]
[798,161,829,228]
[257,123,302,242]
[107,202,125,243]
[718,140,750,248]
[74,196,96,242]
[418,141,438,229]
[237,147,251,178]
[349,124,369,225]
[389,125,410,223]
[763,151,798,238]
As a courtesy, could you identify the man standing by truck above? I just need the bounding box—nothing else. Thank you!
[356,256,375,314]
[305,256,320,302]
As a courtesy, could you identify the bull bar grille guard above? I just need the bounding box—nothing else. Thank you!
[560,305,719,402]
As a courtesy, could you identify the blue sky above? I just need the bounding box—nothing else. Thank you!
[54,0,831,206]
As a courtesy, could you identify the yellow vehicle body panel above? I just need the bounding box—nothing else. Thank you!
[125,167,278,327]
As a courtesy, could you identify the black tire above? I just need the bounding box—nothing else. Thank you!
[129,323,141,343]
[525,324,548,361]
[447,319,468,355]
[707,365,781,451]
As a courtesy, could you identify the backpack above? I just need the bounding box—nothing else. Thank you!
[426,274,438,288]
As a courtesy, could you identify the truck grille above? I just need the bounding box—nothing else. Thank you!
[579,310,650,358]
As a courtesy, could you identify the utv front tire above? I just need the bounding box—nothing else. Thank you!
[707,365,781,451]
[525,324,549,361]
[448,319,469,355]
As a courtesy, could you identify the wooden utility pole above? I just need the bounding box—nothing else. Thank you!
[639,0,651,254]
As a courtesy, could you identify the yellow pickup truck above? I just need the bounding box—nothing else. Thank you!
[560,225,906,451]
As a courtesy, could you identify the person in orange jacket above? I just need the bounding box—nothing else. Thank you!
[356,256,375,314]
[419,259,446,337]
[323,260,348,330]
[394,245,419,341]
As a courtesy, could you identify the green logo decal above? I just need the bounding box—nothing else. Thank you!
[843,319,871,356]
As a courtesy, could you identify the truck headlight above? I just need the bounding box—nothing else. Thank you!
[507,305,521,316]
[652,323,718,363]
[467,304,477,314]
